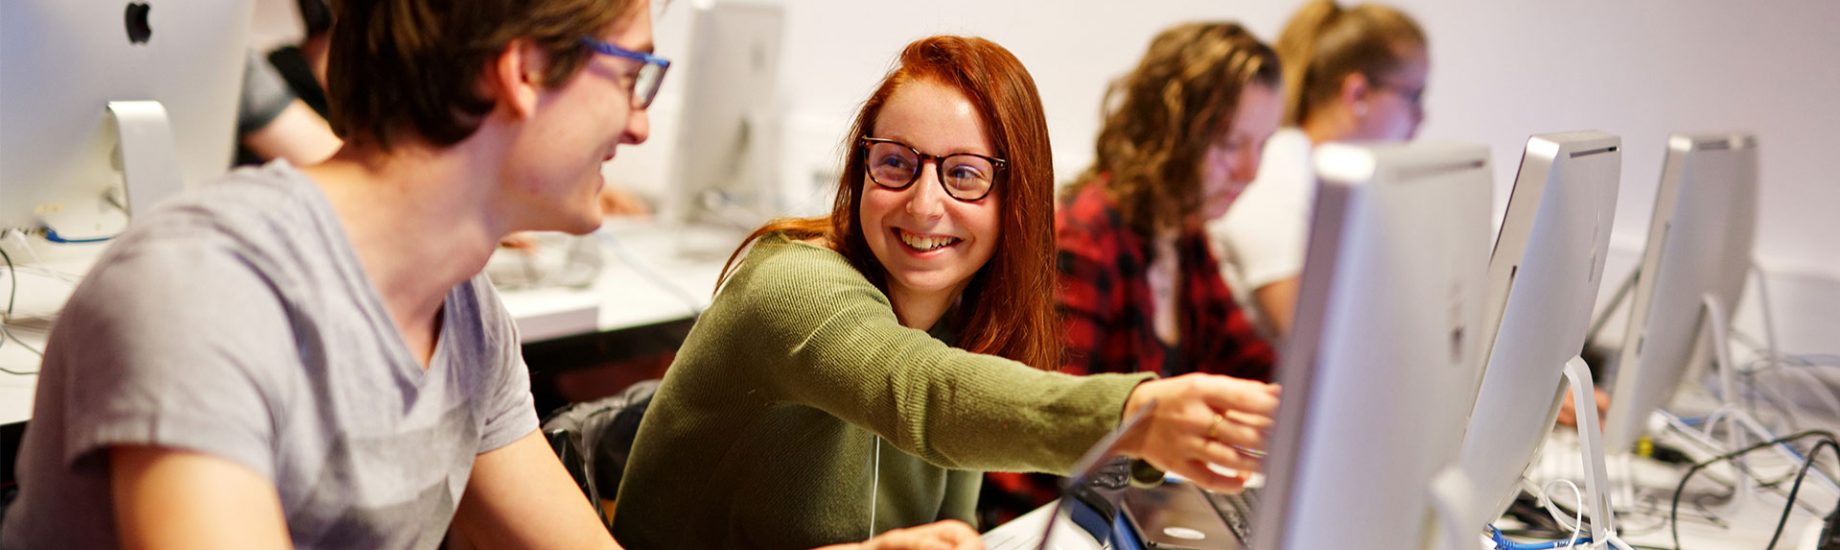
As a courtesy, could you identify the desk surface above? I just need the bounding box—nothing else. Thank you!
[497,220,731,342]
[986,420,1833,549]
[0,220,735,427]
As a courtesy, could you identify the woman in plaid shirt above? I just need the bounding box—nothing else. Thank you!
[985,22,1287,522]
[1057,22,1282,383]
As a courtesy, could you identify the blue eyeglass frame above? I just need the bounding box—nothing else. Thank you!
[578,36,671,109]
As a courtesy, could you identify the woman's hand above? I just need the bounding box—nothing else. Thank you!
[1117,373,1281,494]
[1556,388,1610,429]
[814,520,983,550]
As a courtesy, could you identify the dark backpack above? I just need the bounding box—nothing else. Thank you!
[541,379,660,530]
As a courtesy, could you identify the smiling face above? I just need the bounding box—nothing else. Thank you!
[500,0,654,235]
[1200,82,1285,220]
[858,79,1003,318]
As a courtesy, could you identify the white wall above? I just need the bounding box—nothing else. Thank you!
[645,0,1840,352]
[250,0,1839,350]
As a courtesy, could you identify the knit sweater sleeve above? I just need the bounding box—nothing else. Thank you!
[727,239,1155,474]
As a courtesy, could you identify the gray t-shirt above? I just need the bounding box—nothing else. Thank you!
[1,162,539,549]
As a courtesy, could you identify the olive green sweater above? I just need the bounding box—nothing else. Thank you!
[611,235,1155,549]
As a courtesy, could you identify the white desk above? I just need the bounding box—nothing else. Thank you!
[1,244,99,428]
[497,219,731,343]
[0,219,736,427]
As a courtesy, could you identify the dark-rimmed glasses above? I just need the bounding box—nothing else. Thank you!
[579,36,670,110]
[860,137,1006,202]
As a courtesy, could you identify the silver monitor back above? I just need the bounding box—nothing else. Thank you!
[1455,131,1622,527]
[1602,133,1760,452]
[665,1,784,229]
[1252,142,1492,550]
[0,0,250,233]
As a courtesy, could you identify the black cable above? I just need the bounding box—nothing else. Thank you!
[0,243,39,375]
[1,242,15,317]
[1585,265,1640,351]
[1768,439,1839,549]
[1670,430,1839,550]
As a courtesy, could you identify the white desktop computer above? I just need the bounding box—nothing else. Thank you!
[665,1,784,233]
[1453,132,1625,546]
[1,0,252,240]
[1249,142,1493,550]
[1602,134,1760,454]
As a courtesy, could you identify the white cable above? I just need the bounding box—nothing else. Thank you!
[4,230,81,283]
[1763,366,1840,419]
[1751,261,1783,376]
[868,435,881,539]
[1538,478,1585,548]
[594,230,705,316]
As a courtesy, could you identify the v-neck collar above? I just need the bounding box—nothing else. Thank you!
[280,161,457,384]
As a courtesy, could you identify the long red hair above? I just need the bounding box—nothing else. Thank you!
[719,35,1059,370]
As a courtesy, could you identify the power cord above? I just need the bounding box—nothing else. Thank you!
[1584,265,1640,353]
[1537,478,1586,548]
[1767,438,1839,550]
[0,241,42,375]
[1,241,15,318]
[1668,430,1839,550]
[1488,525,1592,550]
[594,230,705,317]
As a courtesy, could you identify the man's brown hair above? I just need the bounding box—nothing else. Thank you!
[324,0,638,149]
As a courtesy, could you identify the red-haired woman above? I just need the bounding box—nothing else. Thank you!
[613,35,1279,548]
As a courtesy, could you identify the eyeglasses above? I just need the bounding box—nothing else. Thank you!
[579,36,671,110]
[860,137,1006,202]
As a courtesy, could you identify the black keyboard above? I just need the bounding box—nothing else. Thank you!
[1206,487,1261,542]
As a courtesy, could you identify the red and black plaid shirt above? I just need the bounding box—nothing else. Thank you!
[1054,180,1276,381]
[980,181,1278,523]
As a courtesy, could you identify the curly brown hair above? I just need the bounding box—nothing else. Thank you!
[1073,22,1281,239]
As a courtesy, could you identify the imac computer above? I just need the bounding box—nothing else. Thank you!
[665,1,784,233]
[1,0,252,240]
[1453,132,1624,544]
[1601,134,1760,454]
[1248,142,1493,550]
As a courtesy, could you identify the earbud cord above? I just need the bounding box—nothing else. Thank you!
[868,435,882,539]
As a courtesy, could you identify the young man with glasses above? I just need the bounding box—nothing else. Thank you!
[2,0,979,548]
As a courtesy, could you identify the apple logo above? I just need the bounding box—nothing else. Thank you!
[124,2,152,45]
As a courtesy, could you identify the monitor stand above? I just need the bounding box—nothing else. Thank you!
[1562,355,1633,550]
[38,101,183,242]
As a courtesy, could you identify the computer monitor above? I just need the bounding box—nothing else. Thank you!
[1453,131,1622,531]
[1252,142,1493,550]
[1602,133,1759,454]
[664,1,783,231]
[1,0,251,239]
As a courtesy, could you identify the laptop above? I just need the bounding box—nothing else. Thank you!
[1122,481,1259,549]
[982,402,1153,550]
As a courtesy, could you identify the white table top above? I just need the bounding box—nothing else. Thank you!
[497,219,731,342]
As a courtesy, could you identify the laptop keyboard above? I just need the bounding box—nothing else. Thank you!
[1206,487,1261,542]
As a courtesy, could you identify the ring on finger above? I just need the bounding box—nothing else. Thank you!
[1205,412,1226,441]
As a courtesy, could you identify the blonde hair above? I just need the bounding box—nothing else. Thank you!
[1278,1,1426,126]
[1076,22,1281,238]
